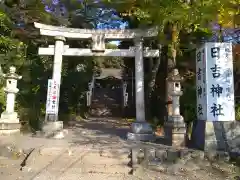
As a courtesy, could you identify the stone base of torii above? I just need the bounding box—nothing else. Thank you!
[41,121,66,139]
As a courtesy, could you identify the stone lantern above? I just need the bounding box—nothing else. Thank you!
[0,66,22,135]
[164,68,186,147]
[167,69,184,121]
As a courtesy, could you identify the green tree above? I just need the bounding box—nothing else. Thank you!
[0,0,60,130]
[0,3,27,111]
[104,0,239,123]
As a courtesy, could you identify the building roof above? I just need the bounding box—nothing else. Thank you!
[95,68,122,79]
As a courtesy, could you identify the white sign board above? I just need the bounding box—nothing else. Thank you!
[196,42,235,121]
[196,45,207,120]
[46,79,60,114]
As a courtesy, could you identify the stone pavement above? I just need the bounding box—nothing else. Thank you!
[0,117,239,180]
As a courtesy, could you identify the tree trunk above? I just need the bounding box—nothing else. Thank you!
[156,22,176,123]
[145,44,162,119]
[166,51,175,117]
[166,23,178,119]
[155,45,168,123]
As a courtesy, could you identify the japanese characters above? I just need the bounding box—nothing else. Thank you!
[196,45,206,120]
[46,79,60,114]
[196,43,235,121]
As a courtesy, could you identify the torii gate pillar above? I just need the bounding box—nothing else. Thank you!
[127,38,155,141]
[53,36,66,84]
[42,36,66,139]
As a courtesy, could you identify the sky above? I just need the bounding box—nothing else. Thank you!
[43,0,128,45]
[210,23,240,44]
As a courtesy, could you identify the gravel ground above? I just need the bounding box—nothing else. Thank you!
[0,117,239,180]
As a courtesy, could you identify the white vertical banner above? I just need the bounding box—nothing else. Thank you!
[196,45,207,120]
[205,42,235,121]
[46,79,60,114]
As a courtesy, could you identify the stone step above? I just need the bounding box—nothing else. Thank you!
[80,164,131,174]
[57,173,140,180]
[21,148,87,178]
[21,147,131,178]
[35,145,130,157]
[82,152,129,165]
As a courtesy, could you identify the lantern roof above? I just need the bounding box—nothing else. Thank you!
[167,69,183,82]
[3,66,22,80]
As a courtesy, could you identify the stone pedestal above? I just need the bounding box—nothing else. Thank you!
[0,112,21,135]
[164,116,186,147]
[191,120,240,152]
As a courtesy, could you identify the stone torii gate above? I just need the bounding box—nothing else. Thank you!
[34,22,159,141]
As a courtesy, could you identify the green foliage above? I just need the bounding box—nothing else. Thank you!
[0,7,26,112]
[0,9,26,67]
[180,77,197,123]
[0,2,57,130]
[107,0,239,50]
[0,88,5,111]
[235,104,240,120]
